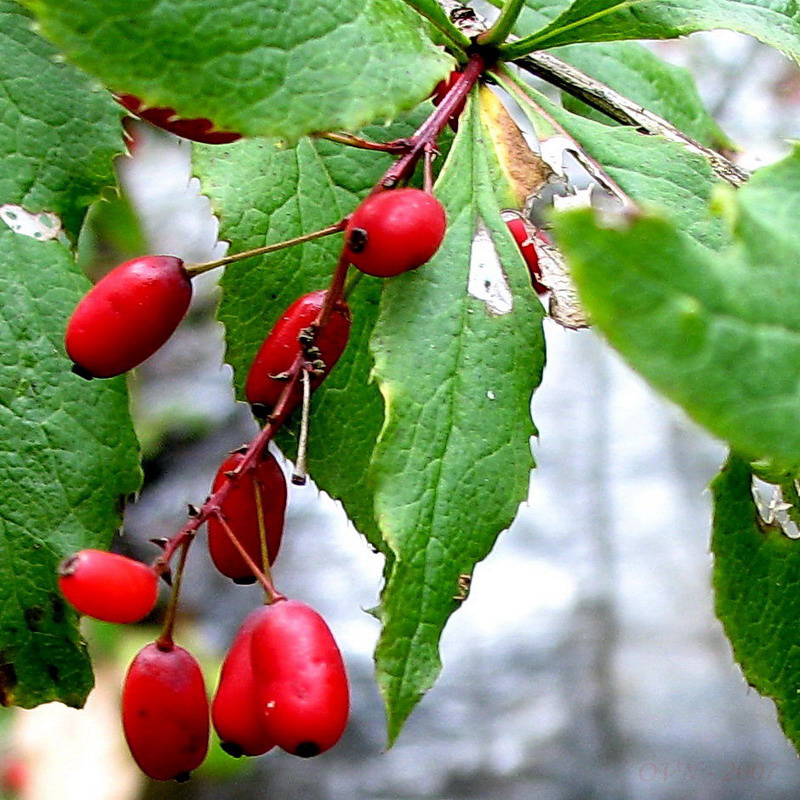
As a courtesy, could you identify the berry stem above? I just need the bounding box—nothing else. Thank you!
[314,131,413,154]
[252,474,273,574]
[312,250,351,331]
[156,537,191,651]
[153,362,305,573]
[378,53,485,191]
[476,0,525,47]
[291,369,312,486]
[211,511,285,603]
[185,222,346,277]
[423,144,436,193]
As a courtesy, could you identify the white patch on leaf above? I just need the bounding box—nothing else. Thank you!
[751,476,800,539]
[0,204,62,240]
[468,221,513,316]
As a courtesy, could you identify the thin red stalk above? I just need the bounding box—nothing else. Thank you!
[378,53,485,191]
[210,511,285,603]
[153,363,304,572]
[314,131,413,154]
[156,537,191,650]
[186,221,346,277]
[312,249,351,330]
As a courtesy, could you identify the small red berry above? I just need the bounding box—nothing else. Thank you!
[65,255,192,378]
[244,291,351,413]
[503,213,548,294]
[57,550,158,624]
[250,599,349,757]
[207,451,287,585]
[344,188,447,277]
[212,609,275,757]
[114,94,241,145]
[122,642,209,781]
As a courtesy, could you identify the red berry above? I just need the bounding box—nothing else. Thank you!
[57,550,158,624]
[114,94,241,145]
[250,600,349,757]
[344,188,447,277]
[244,291,351,413]
[212,609,276,757]
[503,213,548,294]
[122,642,209,781]
[207,451,287,585]
[65,255,192,378]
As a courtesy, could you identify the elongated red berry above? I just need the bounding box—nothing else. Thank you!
[503,212,548,294]
[344,188,447,277]
[207,451,287,585]
[250,600,349,757]
[66,255,192,378]
[114,94,241,144]
[122,642,209,781]
[212,610,275,757]
[57,550,158,624]
[245,291,350,413]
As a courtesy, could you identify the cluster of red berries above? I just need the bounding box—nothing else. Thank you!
[59,178,451,782]
[58,549,348,780]
[59,66,551,782]
[65,186,446,380]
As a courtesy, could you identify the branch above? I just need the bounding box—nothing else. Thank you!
[514,52,750,187]
[435,0,749,188]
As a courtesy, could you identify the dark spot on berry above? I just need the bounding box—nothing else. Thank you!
[250,403,269,422]
[295,741,321,758]
[70,363,94,380]
[232,575,257,586]
[347,228,368,253]
[220,741,244,758]
[47,664,59,683]
[174,771,191,783]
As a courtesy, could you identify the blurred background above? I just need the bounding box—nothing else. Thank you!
[3,30,800,800]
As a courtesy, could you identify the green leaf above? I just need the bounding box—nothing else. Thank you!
[0,228,140,708]
[496,72,726,250]
[554,148,800,465]
[193,116,426,549]
[502,0,800,61]
[23,0,454,143]
[398,0,471,48]
[370,96,546,743]
[0,1,124,238]
[556,42,732,150]
[712,453,800,751]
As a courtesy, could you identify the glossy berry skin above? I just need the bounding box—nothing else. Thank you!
[245,291,350,413]
[212,609,275,757]
[114,94,241,144]
[503,214,548,294]
[250,600,349,757]
[344,188,447,277]
[207,451,287,584]
[57,550,158,624]
[122,642,209,781]
[65,255,192,378]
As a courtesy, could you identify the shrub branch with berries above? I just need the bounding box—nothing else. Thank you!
[4,0,800,780]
